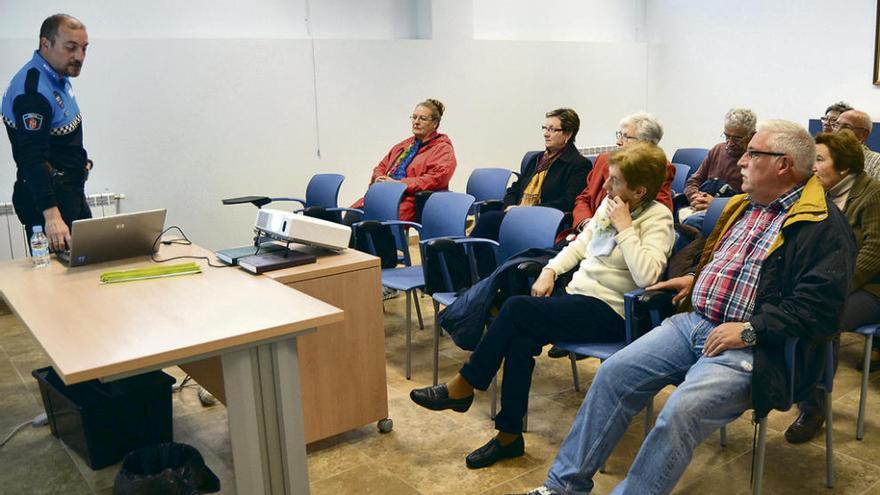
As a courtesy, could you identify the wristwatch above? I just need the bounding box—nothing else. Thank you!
[740,322,757,347]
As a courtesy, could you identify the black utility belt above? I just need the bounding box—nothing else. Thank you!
[21,171,87,186]
[50,168,89,184]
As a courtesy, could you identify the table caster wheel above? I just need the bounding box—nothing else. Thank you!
[377,418,393,433]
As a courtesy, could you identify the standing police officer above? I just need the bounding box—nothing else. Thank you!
[2,14,91,252]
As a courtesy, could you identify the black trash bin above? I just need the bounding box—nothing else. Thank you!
[32,367,175,469]
[113,442,220,495]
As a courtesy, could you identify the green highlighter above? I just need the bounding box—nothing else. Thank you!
[100,262,202,284]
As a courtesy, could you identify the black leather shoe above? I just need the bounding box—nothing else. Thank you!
[465,435,525,469]
[784,412,825,444]
[410,384,474,413]
[547,345,587,360]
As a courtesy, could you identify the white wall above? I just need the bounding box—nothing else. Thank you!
[474,0,646,42]
[646,0,880,153]
[0,0,647,252]
[0,0,431,39]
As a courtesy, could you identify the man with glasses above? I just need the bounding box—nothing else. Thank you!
[514,120,855,495]
[833,109,880,179]
[820,101,853,133]
[679,108,755,230]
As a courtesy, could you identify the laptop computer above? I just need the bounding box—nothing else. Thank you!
[57,209,167,267]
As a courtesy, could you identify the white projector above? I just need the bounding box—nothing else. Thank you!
[254,208,350,251]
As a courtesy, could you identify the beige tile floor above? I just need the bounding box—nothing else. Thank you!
[3,288,880,494]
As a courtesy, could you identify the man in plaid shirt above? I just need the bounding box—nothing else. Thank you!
[513,120,855,495]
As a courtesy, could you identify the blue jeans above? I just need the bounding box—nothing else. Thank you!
[545,312,754,495]
[681,209,706,231]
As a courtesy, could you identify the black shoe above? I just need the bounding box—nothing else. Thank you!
[547,345,587,360]
[784,412,825,444]
[506,488,559,495]
[410,384,474,413]
[465,435,525,469]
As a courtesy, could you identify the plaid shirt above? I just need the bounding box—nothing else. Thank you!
[692,186,804,324]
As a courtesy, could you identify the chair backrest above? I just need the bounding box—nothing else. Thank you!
[420,192,475,240]
[671,148,709,173]
[305,173,345,209]
[520,150,542,175]
[671,163,692,195]
[701,196,731,237]
[466,168,513,204]
[362,182,407,222]
[497,206,564,262]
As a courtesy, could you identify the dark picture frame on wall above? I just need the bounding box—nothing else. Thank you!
[875,1,880,85]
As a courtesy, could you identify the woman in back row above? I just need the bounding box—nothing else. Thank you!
[347,98,457,223]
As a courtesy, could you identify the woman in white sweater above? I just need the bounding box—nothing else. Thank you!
[410,143,675,470]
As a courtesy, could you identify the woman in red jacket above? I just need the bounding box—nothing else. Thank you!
[348,98,457,223]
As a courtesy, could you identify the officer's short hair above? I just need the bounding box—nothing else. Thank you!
[39,14,85,44]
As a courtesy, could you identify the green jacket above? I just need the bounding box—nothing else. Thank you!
[842,172,880,298]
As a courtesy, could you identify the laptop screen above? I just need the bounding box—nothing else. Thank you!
[63,209,167,267]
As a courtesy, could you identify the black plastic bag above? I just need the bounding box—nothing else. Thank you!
[113,442,220,495]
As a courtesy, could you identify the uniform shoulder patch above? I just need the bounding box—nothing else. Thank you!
[22,113,44,131]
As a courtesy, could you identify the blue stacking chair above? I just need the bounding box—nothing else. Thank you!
[671,163,692,196]
[344,181,409,262]
[220,173,346,222]
[254,173,346,223]
[847,323,880,439]
[702,196,731,237]
[671,148,709,174]
[752,339,835,493]
[270,173,345,211]
[466,168,513,217]
[424,206,564,386]
[356,192,475,379]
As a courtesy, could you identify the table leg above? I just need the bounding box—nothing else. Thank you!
[222,335,310,495]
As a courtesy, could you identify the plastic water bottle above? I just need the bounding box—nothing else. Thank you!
[30,226,50,268]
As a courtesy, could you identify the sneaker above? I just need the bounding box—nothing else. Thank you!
[382,287,400,300]
[507,487,559,495]
[197,386,216,407]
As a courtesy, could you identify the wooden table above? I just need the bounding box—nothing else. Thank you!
[0,244,342,495]
[181,245,389,443]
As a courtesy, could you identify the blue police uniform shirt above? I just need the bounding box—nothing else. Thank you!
[2,50,88,212]
[2,50,82,136]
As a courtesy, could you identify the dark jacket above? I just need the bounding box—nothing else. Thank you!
[503,144,591,212]
[438,248,557,350]
[689,177,855,417]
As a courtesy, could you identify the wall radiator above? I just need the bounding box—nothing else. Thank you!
[0,192,124,262]
[579,144,618,156]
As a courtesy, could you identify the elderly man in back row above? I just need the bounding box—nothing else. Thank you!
[678,108,755,230]
[834,109,880,180]
[512,120,855,495]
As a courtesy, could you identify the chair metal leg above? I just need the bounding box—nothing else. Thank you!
[720,425,728,447]
[413,290,424,330]
[490,375,497,419]
[644,398,653,439]
[858,335,873,440]
[569,353,581,392]
[432,301,441,386]
[405,290,412,379]
[523,411,529,433]
[825,389,835,488]
[752,418,768,495]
